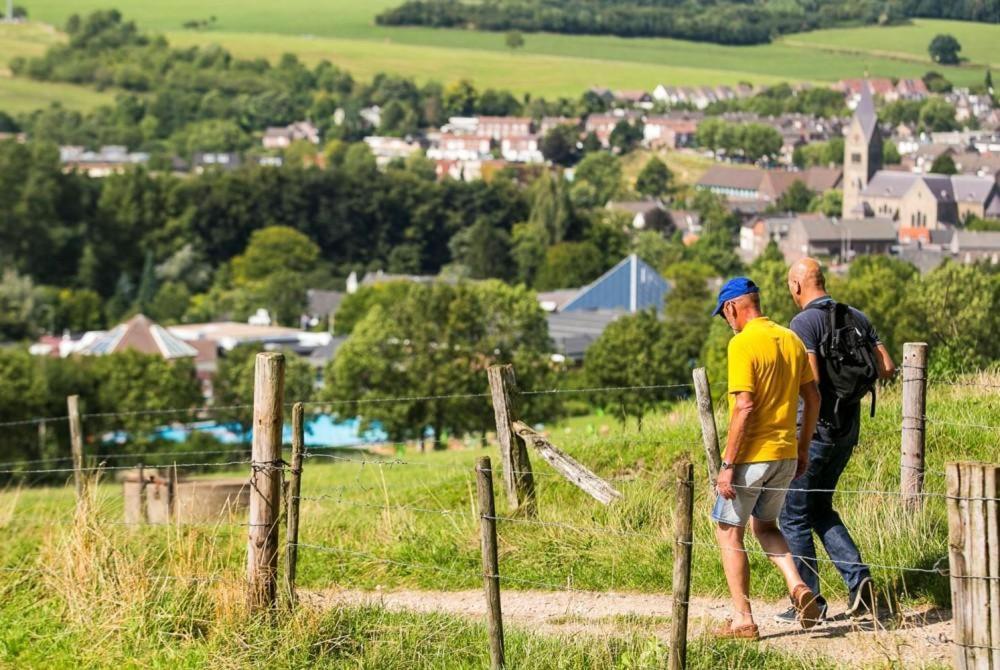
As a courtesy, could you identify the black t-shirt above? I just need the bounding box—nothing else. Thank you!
[790,296,881,438]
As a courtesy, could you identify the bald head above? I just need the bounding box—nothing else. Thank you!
[787,257,828,309]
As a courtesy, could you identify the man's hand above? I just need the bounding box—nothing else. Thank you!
[795,454,809,479]
[716,467,736,500]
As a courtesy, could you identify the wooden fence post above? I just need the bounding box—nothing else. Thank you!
[487,365,535,516]
[669,458,694,670]
[247,352,285,612]
[285,402,305,606]
[67,395,85,504]
[476,456,505,670]
[692,368,722,489]
[946,462,1000,669]
[901,342,927,508]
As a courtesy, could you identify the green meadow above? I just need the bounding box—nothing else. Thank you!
[11,0,996,99]
[0,376,995,666]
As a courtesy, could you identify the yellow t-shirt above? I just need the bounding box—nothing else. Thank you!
[727,317,814,464]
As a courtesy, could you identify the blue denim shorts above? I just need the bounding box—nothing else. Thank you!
[712,459,797,527]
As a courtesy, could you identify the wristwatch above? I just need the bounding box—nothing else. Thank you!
[720,461,733,470]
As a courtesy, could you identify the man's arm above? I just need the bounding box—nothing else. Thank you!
[716,391,754,500]
[874,343,896,380]
[797,380,820,478]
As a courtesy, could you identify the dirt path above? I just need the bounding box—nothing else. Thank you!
[306,588,954,668]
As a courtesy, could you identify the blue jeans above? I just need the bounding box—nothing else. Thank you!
[779,422,870,606]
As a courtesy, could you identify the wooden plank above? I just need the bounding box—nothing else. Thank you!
[476,456,505,670]
[668,459,693,670]
[512,421,621,505]
[948,462,970,669]
[985,465,1000,670]
[487,365,535,516]
[900,343,927,508]
[247,352,285,612]
[692,368,722,490]
[970,465,991,669]
[284,402,305,606]
[67,395,84,503]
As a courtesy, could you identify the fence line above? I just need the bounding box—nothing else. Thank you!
[0,459,266,476]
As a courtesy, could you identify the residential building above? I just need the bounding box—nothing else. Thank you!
[77,314,198,359]
[59,145,149,177]
[477,116,533,140]
[364,136,423,167]
[739,214,798,261]
[500,135,544,163]
[614,90,654,108]
[538,117,580,135]
[191,152,242,173]
[261,121,320,149]
[780,216,897,263]
[426,133,492,161]
[560,254,669,313]
[584,111,641,147]
[696,165,840,203]
[944,230,1000,264]
[642,116,698,149]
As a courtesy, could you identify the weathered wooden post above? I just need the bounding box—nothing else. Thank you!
[901,342,927,508]
[476,456,505,670]
[487,365,535,516]
[669,458,694,670]
[692,368,722,489]
[247,352,285,612]
[67,395,85,503]
[285,402,305,606]
[946,462,1000,669]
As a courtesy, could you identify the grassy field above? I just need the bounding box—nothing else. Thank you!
[0,22,113,113]
[0,375,995,666]
[13,1,996,97]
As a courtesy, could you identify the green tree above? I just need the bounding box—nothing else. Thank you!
[148,282,191,324]
[231,226,319,284]
[662,261,714,368]
[55,288,104,332]
[915,262,1000,373]
[919,98,958,132]
[89,351,203,437]
[511,222,549,286]
[333,281,416,336]
[443,79,478,116]
[0,269,40,340]
[534,241,605,290]
[808,189,842,217]
[774,180,813,213]
[540,125,580,166]
[505,31,525,51]
[135,250,158,314]
[448,218,513,280]
[609,120,643,154]
[583,310,686,427]
[572,152,622,206]
[883,140,901,165]
[635,157,672,198]
[930,153,958,175]
[928,34,962,65]
[0,348,49,462]
[632,231,685,274]
[325,282,554,447]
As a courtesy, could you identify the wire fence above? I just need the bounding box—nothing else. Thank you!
[1,369,998,661]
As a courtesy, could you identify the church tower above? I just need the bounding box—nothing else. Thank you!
[842,83,882,219]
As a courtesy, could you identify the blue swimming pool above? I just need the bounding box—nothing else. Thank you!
[152,414,388,448]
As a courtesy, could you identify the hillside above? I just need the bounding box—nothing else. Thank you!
[0,375,996,667]
[9,2,996,102]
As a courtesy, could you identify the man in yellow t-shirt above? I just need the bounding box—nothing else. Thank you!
[708,277,822,640]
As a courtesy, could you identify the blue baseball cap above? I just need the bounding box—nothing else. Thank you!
[711,277,759,317]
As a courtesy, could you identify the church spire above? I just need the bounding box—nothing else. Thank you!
[855,81,877,142]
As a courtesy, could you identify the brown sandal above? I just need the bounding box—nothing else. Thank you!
[792,584,822,630]
[712,618,760,640]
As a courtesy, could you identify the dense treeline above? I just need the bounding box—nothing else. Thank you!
[376,0,1000,46]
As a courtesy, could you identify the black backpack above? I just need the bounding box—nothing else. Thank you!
[813,301,879,422]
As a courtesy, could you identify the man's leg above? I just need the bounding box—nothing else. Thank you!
[751,517,808,595]
[811,440,870,594]
[715,522,755,627]
[779,483,822,600]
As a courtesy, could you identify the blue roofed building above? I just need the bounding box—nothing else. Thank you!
[541,255,670,361]
[562,254,669,313]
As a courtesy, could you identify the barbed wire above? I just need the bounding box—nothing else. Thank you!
[0,448,257,470]
[925,417,1000,431]
[0,459,259,476]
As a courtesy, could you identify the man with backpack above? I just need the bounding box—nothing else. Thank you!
[777,257,896,625]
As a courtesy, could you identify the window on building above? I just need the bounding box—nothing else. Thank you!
[851,153,862,163]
